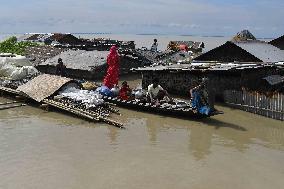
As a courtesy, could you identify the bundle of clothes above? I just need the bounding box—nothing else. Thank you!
[96,81,143,101]
[58,85,104,109]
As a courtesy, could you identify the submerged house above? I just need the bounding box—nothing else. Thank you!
[36,49,145,80]
[135,31,283,99]
[17,33,82,46]
[194,40,284,63]
[17,33,52,43]
[169,41,205,53]
[194,30,284,63]
[269,35,284,50]
[134,63,279,99]
[44,33,82,46]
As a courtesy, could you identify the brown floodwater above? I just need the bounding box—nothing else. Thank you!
[1,76,284,189]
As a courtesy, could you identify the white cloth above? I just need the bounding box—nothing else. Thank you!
[148,84,163,98]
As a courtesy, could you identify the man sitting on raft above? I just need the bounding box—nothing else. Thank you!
[147,78,171,105]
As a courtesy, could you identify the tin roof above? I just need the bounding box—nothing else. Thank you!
[133,62,277,72]
[232,41,284,62]
[17,34,34,42]
[48,33,81,45]
[263,75,284,85]
[269,35,284,50]
[194,40,284,63]
[41,50,108,70]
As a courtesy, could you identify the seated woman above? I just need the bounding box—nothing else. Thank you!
[119,81,132,100]
[147,78,171,105]
[190,81,211,115]
[179,44,189,52]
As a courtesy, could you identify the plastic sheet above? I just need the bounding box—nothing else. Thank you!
[59,87,104,108]
[0,57,39,80]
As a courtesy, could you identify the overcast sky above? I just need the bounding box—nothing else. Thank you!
[0,0,283,37]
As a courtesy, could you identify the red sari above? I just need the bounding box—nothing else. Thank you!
[103,46,120,88]
[119,85,131,100]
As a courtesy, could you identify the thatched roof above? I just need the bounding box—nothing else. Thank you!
[231,30,256,42]
[17,74,75,102]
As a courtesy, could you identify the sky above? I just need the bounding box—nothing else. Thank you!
[0,0,283,38]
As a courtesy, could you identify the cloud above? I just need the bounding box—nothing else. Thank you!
[0,0,283,37]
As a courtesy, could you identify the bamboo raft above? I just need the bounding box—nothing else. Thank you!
[101,96,223,119]
[0,86,124,128]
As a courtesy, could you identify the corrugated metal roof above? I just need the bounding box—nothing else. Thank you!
[41,50,108,70]
[269,35,284,50]
[133,62,276,72]
[233,41,284,62]
[17,34,34,42]
[25,34,41,41]
[263,75,284,85]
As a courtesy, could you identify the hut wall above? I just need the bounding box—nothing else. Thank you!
[141,71,241,97]
[224,90,284,121]
[141,67,277,99]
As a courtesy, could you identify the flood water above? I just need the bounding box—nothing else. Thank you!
[1,89,284,189]
[0,32,283,188]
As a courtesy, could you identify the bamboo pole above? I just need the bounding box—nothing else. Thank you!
[43,99,124,129]
[0,104,26,110]
[0,101,21,106]
[43,99,100,121]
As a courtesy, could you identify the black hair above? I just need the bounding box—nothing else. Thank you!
[153,78,159,83]
[154,39,157,42]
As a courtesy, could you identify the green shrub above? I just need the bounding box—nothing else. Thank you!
[0,36,39,55]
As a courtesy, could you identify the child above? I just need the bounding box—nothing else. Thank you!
[119,81,132,100]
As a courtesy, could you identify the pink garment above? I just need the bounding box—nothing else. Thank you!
[103,46,120,88]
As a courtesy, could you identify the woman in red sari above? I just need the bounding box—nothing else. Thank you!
[103,46,120,89]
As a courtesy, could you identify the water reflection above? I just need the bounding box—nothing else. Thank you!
[121,107,284,159]
[188,125,213,160]
[1,96,284,189]
[107,126,119,145]
[201,118,247,131]
[146,117,159,145]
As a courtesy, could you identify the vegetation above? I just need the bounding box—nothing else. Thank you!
[0,36,39,55]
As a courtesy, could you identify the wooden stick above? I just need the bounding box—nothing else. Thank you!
[105,102,117,106]
[0,101,20,106]
[0,104,26,110]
